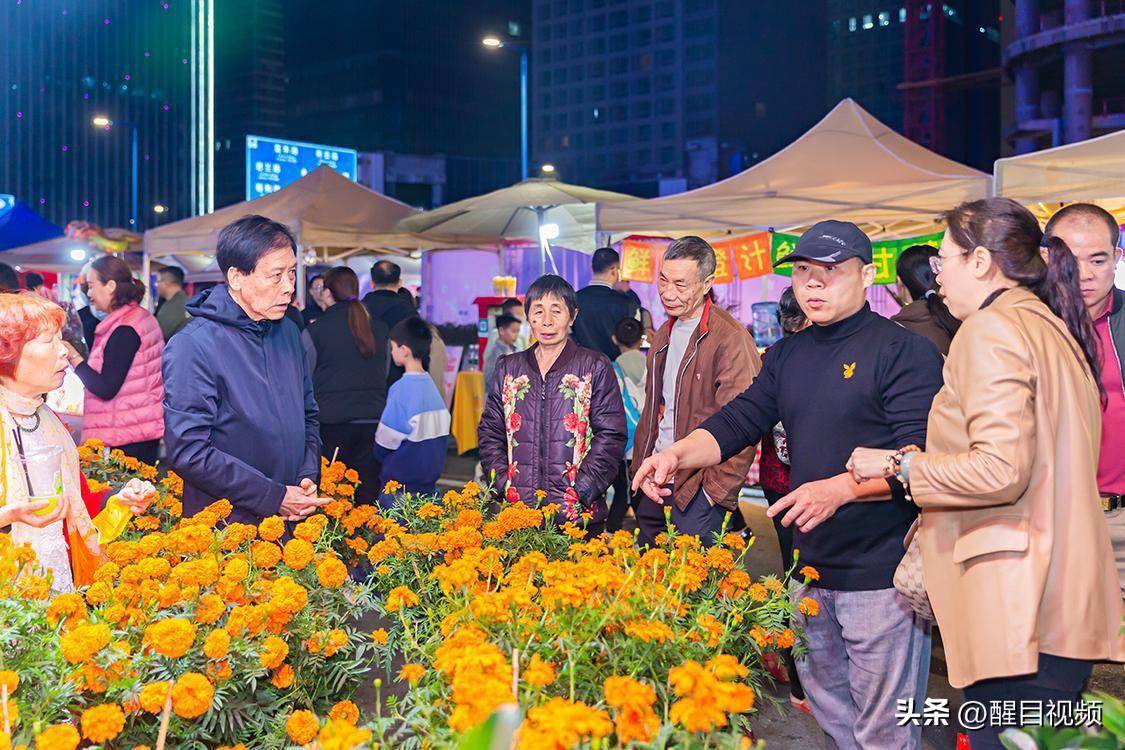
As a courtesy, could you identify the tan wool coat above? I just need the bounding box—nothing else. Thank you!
[910,287,1125,688]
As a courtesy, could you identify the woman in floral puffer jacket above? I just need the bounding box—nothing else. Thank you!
[478,275,626,532]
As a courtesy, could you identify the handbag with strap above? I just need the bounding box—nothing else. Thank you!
[893,517,934,621]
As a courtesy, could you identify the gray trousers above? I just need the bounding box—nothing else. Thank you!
[792,584,932,750]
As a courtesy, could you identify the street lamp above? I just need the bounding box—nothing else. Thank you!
[92,115,139,229]
[482,34,529,181]
[540,163,555,175]
[153,204,167,214]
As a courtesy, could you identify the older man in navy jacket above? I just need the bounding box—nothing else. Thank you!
[163,215,325,524]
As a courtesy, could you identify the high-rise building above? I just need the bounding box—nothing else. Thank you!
[280,0,525,203]
[213,0,286,209]
[0,1,212,231]
[531,0,826,197]
[1002,0,1125,155]
[826,1,1003,170]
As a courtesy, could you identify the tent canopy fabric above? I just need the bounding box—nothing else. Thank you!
[396,177,635,252]
[597,99,990,239]
[143,166,447,266]
[994,129,1125,222]
[0,202,64,251]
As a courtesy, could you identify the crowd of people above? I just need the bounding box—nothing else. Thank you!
[0,197,1123,748]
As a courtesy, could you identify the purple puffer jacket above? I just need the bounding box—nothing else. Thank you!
[478,339,626,523]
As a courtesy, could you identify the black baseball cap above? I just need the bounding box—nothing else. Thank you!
[774,220,873,266]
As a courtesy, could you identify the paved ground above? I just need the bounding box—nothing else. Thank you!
[357,447,1124,748]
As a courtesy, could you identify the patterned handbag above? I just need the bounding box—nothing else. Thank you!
[893,518,934,621]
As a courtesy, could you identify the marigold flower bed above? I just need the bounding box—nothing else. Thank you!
[1,443,814,749]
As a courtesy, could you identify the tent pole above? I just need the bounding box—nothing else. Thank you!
[141,251,153,312]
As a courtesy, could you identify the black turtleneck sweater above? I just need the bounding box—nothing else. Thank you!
[701,304,944,591]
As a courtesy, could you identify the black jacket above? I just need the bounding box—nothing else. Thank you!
[305,302,390,424]
[163,285,321,524]
[362,289,415,331]
[571,283,638,360]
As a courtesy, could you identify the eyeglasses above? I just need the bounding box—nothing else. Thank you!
[929,249,974,275]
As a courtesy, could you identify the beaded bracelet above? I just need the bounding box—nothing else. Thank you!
[889,444,921,504]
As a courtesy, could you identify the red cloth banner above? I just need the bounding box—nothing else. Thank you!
[718,232,773,280]
[620,236,668,283]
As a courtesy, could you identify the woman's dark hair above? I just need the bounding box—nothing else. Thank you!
[91,255,145,309]
[323,266,375,359]
[944,197,1102,390]
[216,215,296,275]
[777,286,806,337]
[389,316,432,370]
[525,274,578,316]
[896,245,939,301]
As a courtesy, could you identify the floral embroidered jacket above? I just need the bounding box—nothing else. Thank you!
[478,339,626,523]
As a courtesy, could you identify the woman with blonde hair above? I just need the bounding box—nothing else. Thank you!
[1,293,153,591]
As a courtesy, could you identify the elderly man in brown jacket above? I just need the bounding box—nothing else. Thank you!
[630,236,761,546]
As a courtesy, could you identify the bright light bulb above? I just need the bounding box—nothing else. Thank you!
[92,115,111,127]
[153,204,166,214]
[482,36,503,48]
[69,248,88,261]
[540,164,556,174]
[539,223,560,241]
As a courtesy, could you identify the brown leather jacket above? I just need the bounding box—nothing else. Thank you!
[910,287,1125,687]
[631,298,762,511]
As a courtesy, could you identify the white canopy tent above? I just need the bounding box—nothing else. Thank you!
[0,236,111,274]
[143,166,454,288]
[597,98,991,240]
[993,129,1125,223]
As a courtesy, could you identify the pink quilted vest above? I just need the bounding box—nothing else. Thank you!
[83,303,165,446]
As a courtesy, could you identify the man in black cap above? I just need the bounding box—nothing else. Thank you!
[633,220,944,750]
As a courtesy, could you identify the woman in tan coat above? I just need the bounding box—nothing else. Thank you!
[850,198,1125,749]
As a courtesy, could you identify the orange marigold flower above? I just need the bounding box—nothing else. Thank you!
[80,703,125,743]
[797,597,820,617]
[203,628,230,660]
[604,675,659,746]
[250,541,282,569]
[328,700,359,723]
[315,556,348,588]
[282,538,315,570]
[624,618,674,644]
[259,635,290,670]
[398,663,425,685]
[195,593,226,625]
[775,629,796,649]
[385,585,419,612]
[0,670,17,693]
[60,622,111,664]
[286,709,320,745]
[519,697,612,749]
[293,519,323,542]
[35,724,80,750]
[370,628,389,646]
[270,664,295,689]
[45,593,88,629]
[258,516,285,542]
[417,502,443,520]
[799,565,820,582]
[143,618,196,659]
[523,654,557,688]
[138,681,171,713]
[382,480,403,495]
[171,672,214,719]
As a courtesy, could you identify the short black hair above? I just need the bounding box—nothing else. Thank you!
[501,297,523,314]
[777,286,806,337]
[1044,202,1121,248]
[308,273,323,285]
[216,215,297,275]
[159,266,185,286]
[371,260,401,286]
[895,245,939,301]
[613,316,643,348]
[389,316,432,365]
[0,263,18,292]
[495,313,521,331]
[525,274,578,316]
[591,247,620,275]
[24,272,44,291]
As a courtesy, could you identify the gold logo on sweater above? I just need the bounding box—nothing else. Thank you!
[843,362,857,379]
